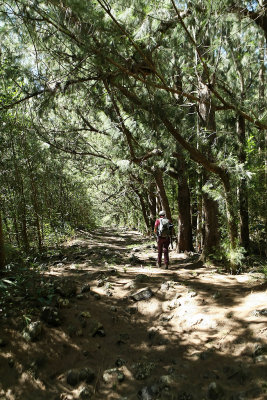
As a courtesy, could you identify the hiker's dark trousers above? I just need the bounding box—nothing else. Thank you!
[157,237,170,266]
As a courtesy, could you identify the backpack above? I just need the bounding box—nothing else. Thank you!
[158,217,170,238]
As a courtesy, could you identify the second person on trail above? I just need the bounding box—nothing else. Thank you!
[154,210,172,269]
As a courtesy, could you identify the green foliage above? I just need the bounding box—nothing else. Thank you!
[222,243,246,269]
[0,0,265,262]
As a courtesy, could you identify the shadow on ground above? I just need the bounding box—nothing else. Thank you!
[0,228,266,400]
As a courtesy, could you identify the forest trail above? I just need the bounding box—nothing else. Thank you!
[0,228,266,400]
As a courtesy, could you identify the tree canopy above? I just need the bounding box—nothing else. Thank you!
[0,0,266,267]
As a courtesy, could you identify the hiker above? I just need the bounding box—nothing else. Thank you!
[154,210,172,269]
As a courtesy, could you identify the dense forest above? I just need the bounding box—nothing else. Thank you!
[0,2,267,400]
[0,0,266,268]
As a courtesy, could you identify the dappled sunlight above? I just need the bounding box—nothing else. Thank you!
[1,229,266,399]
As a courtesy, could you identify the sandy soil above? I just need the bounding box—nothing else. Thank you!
[0,228,266,400]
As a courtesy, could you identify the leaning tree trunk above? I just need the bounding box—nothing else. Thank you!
[153,169,172,221]
[0,212,5,270]
[148,185,157,231]
[132,187,150,232]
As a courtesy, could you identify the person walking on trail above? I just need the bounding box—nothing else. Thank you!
[154,210,172,269]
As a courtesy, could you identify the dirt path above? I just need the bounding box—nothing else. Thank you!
[0,228,266,400]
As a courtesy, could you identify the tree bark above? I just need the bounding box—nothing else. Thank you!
[0,212,5,270]
[148,186,157,231]
[237,115,249,251]
[198,80,221,256]
[172,153,193,252]
[153,169,172,221]
[132,187,150,232]
[202,190,220,258]
[177,173,194,252]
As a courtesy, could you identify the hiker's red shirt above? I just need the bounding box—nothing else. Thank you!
[154,217,162,230]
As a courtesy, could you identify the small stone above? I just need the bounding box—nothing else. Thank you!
[253,344,267,357]
[94,293,101,300]
[103,368,124,384]
[208,382,224,399]
[148,328,157,340]
[67,369,80,386]
[78,385,93,399]
[110,306,117,312]
[129,254,140,265]
[124,281,136,290]
[0,338,8,347]
[159,375,174,388]
[117,372,125,382]
[254,355,267,363]
[251,308,267,317]
[76,294,85,300]
[80,311,91,319]
[81,284,91,293]
[127,307,138,315]
[160,314,173,322]
[66,368,95,386]
[8,358,14,368]
[189,291,197,297]
[107,268,117,275]
[131,288,153,301]
[22,321,43,342]
[57,297,70,308]
[105,289,113,297]
[115,358,125,367]
[138,384,160,400]
[96,328,106,337]
[79,367,95,383]
[41,307,62,326]
[135,274,149,283]
[160,282,170,291]
[87,318,104,337]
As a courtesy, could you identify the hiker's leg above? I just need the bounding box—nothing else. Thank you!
[157,238,163,266]
[163,238,170,267]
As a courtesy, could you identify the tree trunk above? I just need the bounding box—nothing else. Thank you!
[177,177,194,252]
[202,191,220,258]
[133,188,150,232]
[148,187,157,231]
[222,175,239,249]
[0,212,5,270]
[237,114,249,251]
[11,137,29,252]
[175,155,193,252]
[198,82,221,256]
[153,169,172,221]
[196,174,204,252]
[23,135,43,251]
